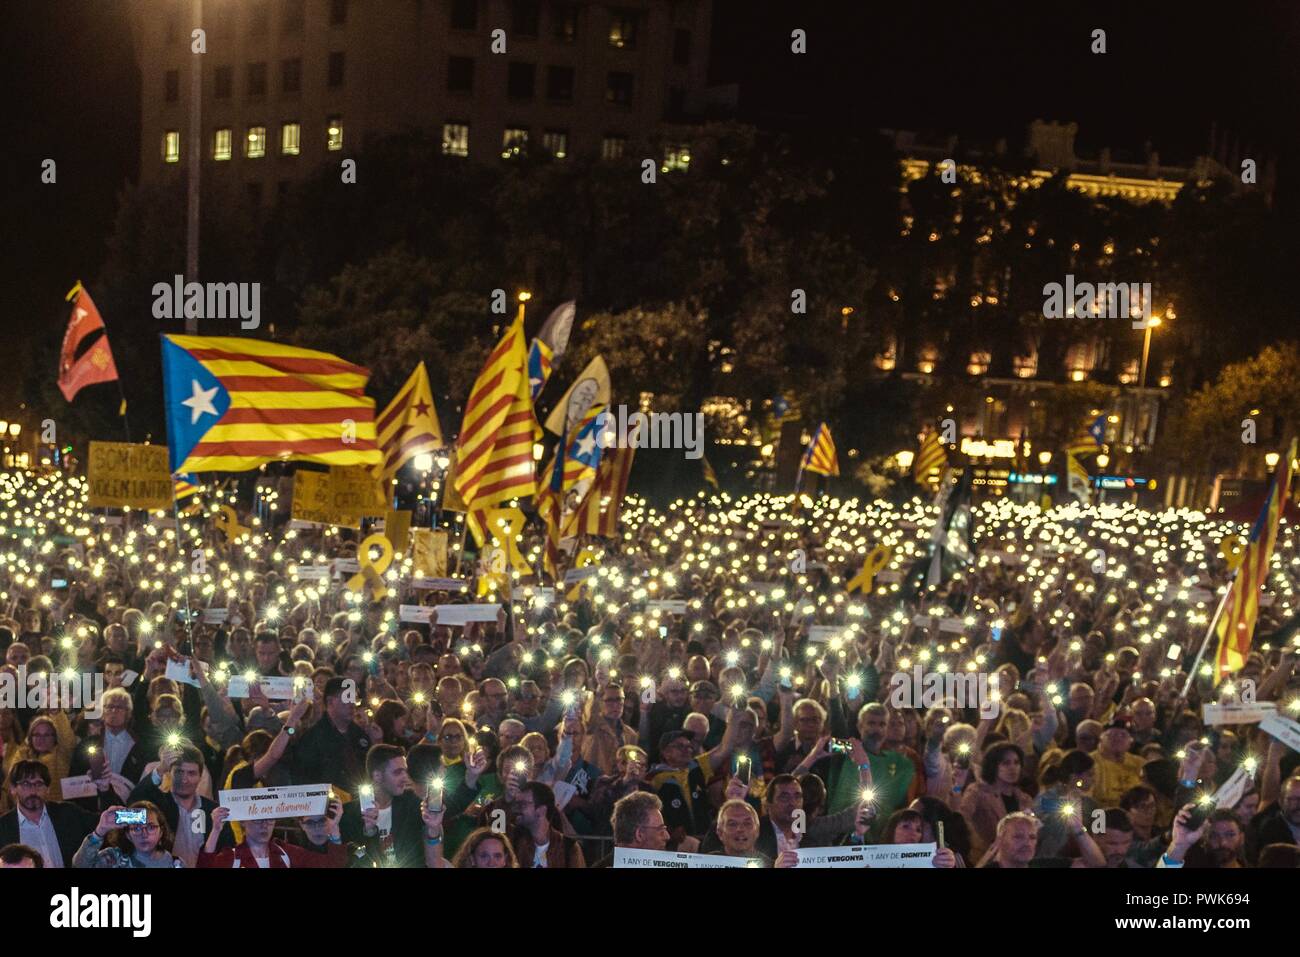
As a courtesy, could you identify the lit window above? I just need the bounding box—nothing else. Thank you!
[601,135,626,160]
[163,131,180,163]
[663,144,690,172]
[542,130,567,159]
[501,127,528,159]
[326,117,343,151]
[246,125,267,158]
[281,122,300,155]
[608,8,639,48]
[213,128,232,161]
[442,123,470,158]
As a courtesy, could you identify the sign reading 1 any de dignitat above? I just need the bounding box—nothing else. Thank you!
[87,441,173,510]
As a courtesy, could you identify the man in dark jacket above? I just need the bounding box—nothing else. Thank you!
[128,742,232,867]
[0,761,95,867]
[1247,774,1300,864]
[339,744,425,867]
[291,676,373,793]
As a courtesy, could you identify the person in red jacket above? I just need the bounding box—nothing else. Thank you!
[197,806,347,868]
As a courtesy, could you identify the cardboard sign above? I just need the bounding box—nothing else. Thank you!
[291,468,387,528]
[612,847,759,869]
[217,784,331,822]
[645,599,687,615]
[399,604,436,624]
[564,565,598,585]
[407,576,468,591]
[434,603,502,626]
[60,774,99,800]
[87,442,173,510]
[792,842,936,868]
[224,675,304,700]
[1202,701,1277,726]
[412,528,449,578]
[1260,712,1300,752]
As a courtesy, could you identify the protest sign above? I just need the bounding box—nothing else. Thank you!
[217,784,331,822]
[792,842,936,868]
[612,847,758,869]
[87,442,172,510]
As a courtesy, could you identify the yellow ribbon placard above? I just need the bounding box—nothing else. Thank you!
[382,509,413,555]
[846,544,892,595]
[477,545,510,597]
[215,505,250,543]
[1219,535,1245,571]
[347,533,394,600]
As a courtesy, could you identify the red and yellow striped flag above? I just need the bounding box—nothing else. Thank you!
[1213,439,1295,677]
[914,430,948,485]
[453,308,541,510]
[375,362,444,480]
[567,444,635,538]
[800,423,839,478]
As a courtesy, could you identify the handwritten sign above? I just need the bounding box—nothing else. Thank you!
[217,784,331,822]
[292,468,387,528]
[87,442,172,510]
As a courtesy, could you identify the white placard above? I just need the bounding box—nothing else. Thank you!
[531,587,555,604]
[217,784,331,822]
[1213,765,1252,810]
[563,566,598,585]
[434,603,502,626]
[408,577,469,591]
[60,774,98,800]
[1259,712,1300,752]
[792,842,936,868]
[287,519,323,530]
[121,669,139,688]
[807,626,843,643]
[293,565,331,581]
[552,780,578,811]
[1202,701,1277,726]
[938,617,966,634]
[224,675,302,700]
[646,599,687,615]
[164,657,208,688]
[399,604,435,624]
[202,607,229,625]
[612,847,759,869]
[332,559,361,577]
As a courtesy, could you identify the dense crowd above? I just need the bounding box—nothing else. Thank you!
[1,468,1298,870]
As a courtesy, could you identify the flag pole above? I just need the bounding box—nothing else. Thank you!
[1180,572,1238,699]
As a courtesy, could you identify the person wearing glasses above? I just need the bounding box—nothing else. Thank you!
[68,687,150,802]
[0,761,96,868]
[583,683,639,778]
[72,801,182,868]
[1,712,75,802]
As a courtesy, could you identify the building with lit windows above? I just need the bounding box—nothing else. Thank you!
[131,0,712,202]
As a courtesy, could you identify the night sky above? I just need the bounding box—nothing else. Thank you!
[2,0,1297,410]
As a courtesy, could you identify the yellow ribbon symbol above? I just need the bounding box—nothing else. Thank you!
[846,544,892,595]
[486,507,531,576]
[477,545,510,597]
[347,533,394,600]
[215,506,250,543]
[1219,535,1245,571]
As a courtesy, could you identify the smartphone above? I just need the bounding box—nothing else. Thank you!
[50,569,69,590]
[1166,644,1183,661]
[175,609,197,624]
[658,625,669,638]
[88,751,108,779]
[828,738,853,756]
[426,780,444,814]
[735,755,752,786]
[114,809,147,826]
[779,668,793,691]
[1184,800,1216,832]
[359,786,376,813]
[991,625,1003,642]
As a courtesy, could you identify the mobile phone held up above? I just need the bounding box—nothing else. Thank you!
[828,738,853,756]
[114,809,148,826]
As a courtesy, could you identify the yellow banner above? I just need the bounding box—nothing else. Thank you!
[382,509,413,555]
[87,442,172,510]
[292,467,388,528]
[412,528,449,576]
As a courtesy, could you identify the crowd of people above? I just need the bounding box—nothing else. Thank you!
[1,468,1298,870]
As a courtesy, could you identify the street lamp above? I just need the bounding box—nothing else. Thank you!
[1265,451,1280,473]
[8,423,19,438]
[1138,316,1162,390]
[1037,451,1052,466]
[1096,453,1110,469]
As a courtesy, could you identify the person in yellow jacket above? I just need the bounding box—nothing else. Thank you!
[2,710,76,806]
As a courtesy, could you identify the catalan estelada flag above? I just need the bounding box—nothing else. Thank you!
[799,423,839,480]
[1213,438,1295,677]
[1066,414,1107,456]
[567,443,635,538]
[174,474,201,515]
[161,335,380,474]
[537,405,607,577]
[914,430,948,485]
[453,308,541,509]
[375,362,444,480]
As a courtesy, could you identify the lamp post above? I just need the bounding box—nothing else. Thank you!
[185,0,203,334]
[1138,316,1162,391]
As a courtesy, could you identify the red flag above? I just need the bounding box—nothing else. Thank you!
[59,282,119,401]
